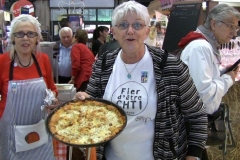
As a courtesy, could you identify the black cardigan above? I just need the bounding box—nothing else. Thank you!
[86,45,207,160]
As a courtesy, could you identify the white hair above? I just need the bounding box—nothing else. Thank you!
[204,4,240,29]
[9,14,42,58]
[111,1,150,27]
[59,27,73,38]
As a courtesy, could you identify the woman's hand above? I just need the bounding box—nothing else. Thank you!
[75,92,90,100]
[45,98,62,114]
[68,79,74,84]
[226,66,239,83]
[68,77,75,84]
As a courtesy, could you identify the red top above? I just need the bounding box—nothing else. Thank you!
[0,52,57,118]
[71,43,95,90]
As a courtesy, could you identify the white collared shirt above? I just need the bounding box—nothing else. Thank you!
[180,39,233,114]
[58,44,72,77]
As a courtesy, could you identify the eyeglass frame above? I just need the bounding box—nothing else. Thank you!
[115,21,146,30]
[13,31,38,38]
[219,21,239,32]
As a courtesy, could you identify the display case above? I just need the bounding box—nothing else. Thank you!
[40,42,57,76]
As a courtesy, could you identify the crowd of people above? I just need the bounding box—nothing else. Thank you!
[0,1,240,160]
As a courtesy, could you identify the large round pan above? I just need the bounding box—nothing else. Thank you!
[46,98,127,147]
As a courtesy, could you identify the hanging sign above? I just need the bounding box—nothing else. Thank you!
[10,0,34,18]
[162,2,202,52]
[50,0,114,8]
[21,7,29,15]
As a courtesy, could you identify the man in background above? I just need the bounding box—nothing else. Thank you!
[57,27,73,83]
[54,18,72,41]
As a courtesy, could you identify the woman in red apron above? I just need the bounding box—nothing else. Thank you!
[0,14,58,160]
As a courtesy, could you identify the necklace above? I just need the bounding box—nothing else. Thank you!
[15,52,32,67]
[121,55,140,79]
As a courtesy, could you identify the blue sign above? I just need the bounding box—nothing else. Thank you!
[21,7,29,15]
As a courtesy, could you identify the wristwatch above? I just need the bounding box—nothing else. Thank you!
[195,157,201,160]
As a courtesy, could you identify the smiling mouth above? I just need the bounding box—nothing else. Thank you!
[22,44,30,47]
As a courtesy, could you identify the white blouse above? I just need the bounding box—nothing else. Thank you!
[181,39,233,114]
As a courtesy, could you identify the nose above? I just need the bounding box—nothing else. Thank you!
[232,30,238,37]
[126,25,134,34]
[23,34,28,38]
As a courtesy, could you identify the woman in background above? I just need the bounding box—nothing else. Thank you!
[91,26,109,56]
[69,29,95,91]
[180,4,240,159]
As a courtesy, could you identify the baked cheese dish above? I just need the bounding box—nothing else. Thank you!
[48,99,126,145]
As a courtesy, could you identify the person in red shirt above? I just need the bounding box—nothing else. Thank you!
[0,14,58,160]
[69,29,95,91]
[67,29,96,160]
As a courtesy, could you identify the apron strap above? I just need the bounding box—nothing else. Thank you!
[9,53,43,80]
[9,59,14,81]
[32,54,43,77]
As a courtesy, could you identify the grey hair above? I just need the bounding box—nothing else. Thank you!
[204,4,240,29]
[59,27,73,38]
[9,14,42,58]
[111,1,150,27]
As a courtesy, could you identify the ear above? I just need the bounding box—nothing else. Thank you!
[112,27,118,40]
[146,26,150,35]
[110,27,114,33]
[144,27,150,40]
[210,19,216,31]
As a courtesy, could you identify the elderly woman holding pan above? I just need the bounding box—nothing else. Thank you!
[76,1,207,160]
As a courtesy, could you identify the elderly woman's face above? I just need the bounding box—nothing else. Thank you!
[112,12,149,54]
[13,22,38,55]
[212,15,239,44]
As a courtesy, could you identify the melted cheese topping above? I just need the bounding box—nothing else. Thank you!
[49,100,126,145]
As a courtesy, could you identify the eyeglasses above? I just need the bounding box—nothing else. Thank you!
[13,31,38,38]
[115,22,146,30]
[219,21,239,33]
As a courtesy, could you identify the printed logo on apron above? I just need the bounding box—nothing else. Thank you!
[14,119,48,152]
[9,54,48,153]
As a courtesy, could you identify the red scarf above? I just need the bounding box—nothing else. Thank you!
[178,31,207,49]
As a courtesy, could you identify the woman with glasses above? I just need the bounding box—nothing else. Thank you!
[75,1,207,160]
[179,4,240,159]
[0,15,58,159]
